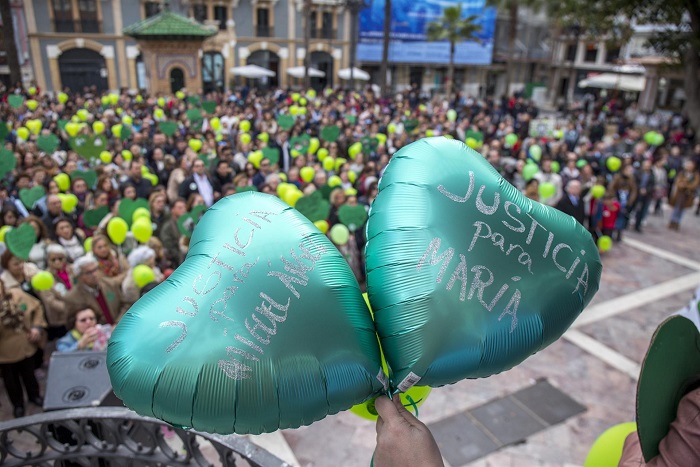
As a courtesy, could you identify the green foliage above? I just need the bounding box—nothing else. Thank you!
[426,5,482,46]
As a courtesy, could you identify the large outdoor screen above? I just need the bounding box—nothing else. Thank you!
[357,0,496,65]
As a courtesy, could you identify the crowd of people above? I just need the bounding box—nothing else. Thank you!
[0,80,698,421]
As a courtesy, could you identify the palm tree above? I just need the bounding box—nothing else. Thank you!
[426,5,482,98]
[0,0,20,85]
[487,0,545,95]
[379,0,391,96]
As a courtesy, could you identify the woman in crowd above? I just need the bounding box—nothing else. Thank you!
[148,191,168,239]
[668,159,699,230]
[122,245,162,304]
[22,215,52,270]
[90,234,128,279]
[0,249,40,298]
[56,307,100,352]
[37,244,73,339]
[0,279,46,417]
[53,217,84,262]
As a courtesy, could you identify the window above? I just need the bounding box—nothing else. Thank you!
[321,12,333,39]
[409,67,423,87]
[144,1,161,18]
[309,11,317,38]
[78,0,99,33]
[202,52,225,92]
[565,44,577,62]
[214,5,227,30]
[193,4,207,23]
[256,8,271,37]
[53,0,75,33]
[605,47,621,63]
[584,44,598,62]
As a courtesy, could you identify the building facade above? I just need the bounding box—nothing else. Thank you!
[1,0,34,86]
[25,0,354,93]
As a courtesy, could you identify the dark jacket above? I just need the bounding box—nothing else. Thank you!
[178,175,221,201]
[555,194,585,225]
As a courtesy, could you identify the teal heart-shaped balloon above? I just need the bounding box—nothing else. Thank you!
[159,121,178,137]
[107,193,383,434]
[37,134,60,153]
[320,125,340,143]
[176,204,206,237]
[366,138,601,390]
[289,135,311,155]
[0,148,17,177]
[19,186,45,209]
[71,169,97,189]
[261,147,280,165]
[83,206,109,228]
[277,115,295,130]
[8,95,24,109]
[70,134,108,160]
[338,205,368,232]
[5,223,37,260]
[118,198,149,227]
[295,191,330,223]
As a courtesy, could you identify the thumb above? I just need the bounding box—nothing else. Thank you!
[374,395,411,425]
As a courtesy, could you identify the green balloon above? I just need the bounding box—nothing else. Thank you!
[576,159,588,168]
[329,223,350,245]
[597,235,613,252]
[365,138,601,389]
[505,133,518,147]
[539,182,556,199]
[529,144,542,161]
[522,164,539,181]
[108,194,383,434]
[551,161,560,174]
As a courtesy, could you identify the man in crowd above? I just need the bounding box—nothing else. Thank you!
[64,256,128,325]
[555,180,585,225]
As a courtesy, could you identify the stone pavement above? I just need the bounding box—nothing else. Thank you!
[2,204,699,466]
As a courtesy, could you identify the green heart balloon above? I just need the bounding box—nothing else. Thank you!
[277,115,295,130]
[8,95,24,109]
[70,134,108,160]
[261,147,280,166]
[159,121,178,137]
[338,205,368,232]
[295,191,330,223]
[118,198,149,228]
[0,148,17,177]
[366,138,602,390]
[71,169,97,189]
[320,125,341,143]
[201,100,217,114]
[5,223,37,260]
[107,193,384,434]
[177,205,206,237]
[83,206,109,228]
[19,186,46,209]
[37,134,60,153]
[289,135,311,155]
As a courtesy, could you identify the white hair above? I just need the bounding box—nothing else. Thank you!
[127,246,155,268]
[46,244,67,256]
[72,255,98,276]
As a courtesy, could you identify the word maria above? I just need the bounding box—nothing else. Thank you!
[437,173,590,295]
[417,237,521,332]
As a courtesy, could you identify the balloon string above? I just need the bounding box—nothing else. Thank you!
[405,394,419,417]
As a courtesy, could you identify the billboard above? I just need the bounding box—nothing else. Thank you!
[357,0,496,65]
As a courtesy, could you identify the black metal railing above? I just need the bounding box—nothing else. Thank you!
[53,19,101,33]
[256,25,273,37]
[0,407,288,467]
[311,28,336,40]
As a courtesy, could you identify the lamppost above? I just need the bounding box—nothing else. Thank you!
[345,0,368,91]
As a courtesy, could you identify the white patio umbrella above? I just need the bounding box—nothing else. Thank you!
[230,65,276,79]
[338,67,370,81]
[578,73,646,92]
[286,66,326,78]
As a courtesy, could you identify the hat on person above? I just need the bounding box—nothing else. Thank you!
[127,245,155,268]
[636,315,700,461]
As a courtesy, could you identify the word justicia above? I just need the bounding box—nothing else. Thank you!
[437,172,591,295]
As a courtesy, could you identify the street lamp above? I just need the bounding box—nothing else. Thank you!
[345,0,369,91]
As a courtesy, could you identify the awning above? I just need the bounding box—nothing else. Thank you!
[338,67,370,81]
[230,65,276,79]
[286,66,325,78]
[578,73,646,92]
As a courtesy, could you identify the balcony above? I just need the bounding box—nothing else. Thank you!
[256,25,273,37]
[53,19,101,33]
[0,407,286,466]
[310,28,336,40]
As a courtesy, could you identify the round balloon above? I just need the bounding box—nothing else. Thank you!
[133,264,156,288]
[606,156,622,172]
[107,194,383,434]
[107,217,128,245]
[365,138,601,390]
[584,422,637,467]
[329,224,349,246]
[31,271,55,291]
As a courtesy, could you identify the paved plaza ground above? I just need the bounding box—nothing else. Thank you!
[2,203,699,466]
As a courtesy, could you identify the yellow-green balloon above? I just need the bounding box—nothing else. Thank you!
[92,121,105,134]
[121,149,133,161]
[240,133,251,145]
[591,185,606,199]
[350,386,432,421]
[84,237,93,253]
[314,220,329,234]
[107,217,128,245]
[348,142,362,159]
[283,189,304,207]
[317,148,329,161]
[31,271,55,291]
[26,99,38,111]
[597,235,613,253]
[300,166,315,183]
[0,225,10,243]
[328,175,342,187]
[584,422,637,467]
[54,173,70,192]
[57,92,69,104]
[308,138,320,154]
[240,120,251,132]
[60,193,78,213]
[329,223,349,245]
[17,127,30,141]
[132,207,151,223]
[132,217,153,243]
[133,264,156,288]
[323,157,335,171]
[188,139,202,152]
[276,182,294,199]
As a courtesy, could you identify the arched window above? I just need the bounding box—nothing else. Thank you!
[246,50,279,88]
[202,52,225,93]
[58,48,107,93]
[170,67,185,94]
